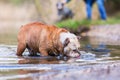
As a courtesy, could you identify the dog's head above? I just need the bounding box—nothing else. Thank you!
[60,32,81,58]
[56,2,64,10]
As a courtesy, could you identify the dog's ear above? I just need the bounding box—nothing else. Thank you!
[77,36,81,40]
[64,38,70,47]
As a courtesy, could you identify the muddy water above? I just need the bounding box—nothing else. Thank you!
[0,37,120,80]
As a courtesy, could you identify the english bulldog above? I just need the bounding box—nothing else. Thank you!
[16,22,81,58]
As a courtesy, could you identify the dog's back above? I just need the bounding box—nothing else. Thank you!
[17,22,68,56]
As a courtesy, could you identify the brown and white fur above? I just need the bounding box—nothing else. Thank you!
[16,22,80,57]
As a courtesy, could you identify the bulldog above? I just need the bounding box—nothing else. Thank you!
[16,22,81,57]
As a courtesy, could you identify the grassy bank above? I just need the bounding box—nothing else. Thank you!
[56,16,120,30]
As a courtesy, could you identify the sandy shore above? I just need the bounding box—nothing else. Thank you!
[85,24,120,45]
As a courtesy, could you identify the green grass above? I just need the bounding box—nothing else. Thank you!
[56,19,90,29]
[56,17,120,29]
[9,0,24,5]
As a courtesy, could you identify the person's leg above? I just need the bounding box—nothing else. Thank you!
[85,0,95,20]
[96,0,107,20]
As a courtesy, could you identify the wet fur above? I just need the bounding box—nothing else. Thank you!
[17,22,68,56]
[17,22,80,57]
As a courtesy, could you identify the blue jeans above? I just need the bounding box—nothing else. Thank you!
[85,0,107,20]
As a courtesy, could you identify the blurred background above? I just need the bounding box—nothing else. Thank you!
[0,0,120,45]
[0,1,120,80]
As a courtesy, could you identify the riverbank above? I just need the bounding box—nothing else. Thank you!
[83,24,120,45]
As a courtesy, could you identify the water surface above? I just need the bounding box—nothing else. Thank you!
[0,37,120,80]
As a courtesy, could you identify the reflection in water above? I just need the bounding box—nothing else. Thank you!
[0,37,120,80]
[18,57,60,64]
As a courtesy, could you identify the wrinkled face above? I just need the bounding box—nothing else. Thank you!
[60,32,81,58]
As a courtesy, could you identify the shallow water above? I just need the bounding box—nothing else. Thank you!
[0,38,120,80]
[0,34,120,80]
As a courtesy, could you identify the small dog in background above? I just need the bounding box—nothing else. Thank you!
[56,1,74,21]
